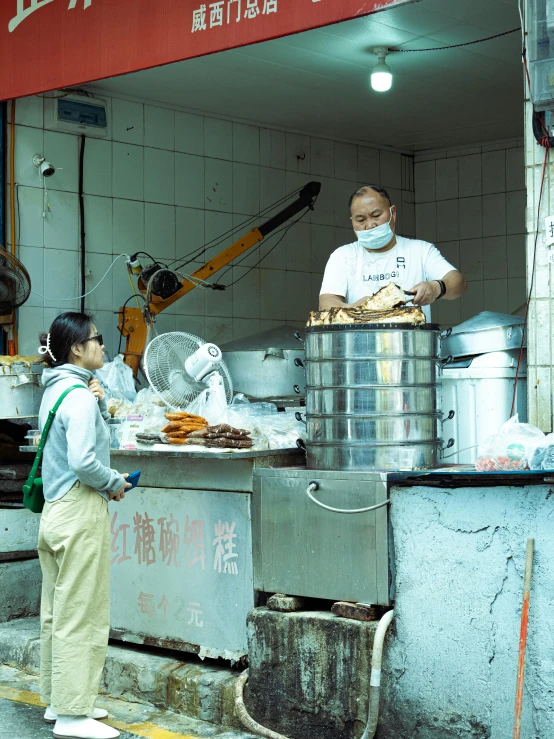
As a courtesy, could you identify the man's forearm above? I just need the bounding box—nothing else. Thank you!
[442,270,467,300]
[319,293,348,310]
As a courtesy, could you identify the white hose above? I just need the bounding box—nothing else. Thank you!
[234,670,292,739]
[361,609,395,739]
[306,482,390,515]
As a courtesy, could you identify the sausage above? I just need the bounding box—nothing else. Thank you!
[161,422,184,433]
[167,437,190,445]
[206,424,232,434]
[165,412,208,423]
[205,438,254,449]
[187,429,211,439]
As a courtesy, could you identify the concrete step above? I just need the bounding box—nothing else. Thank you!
[0,663,257,739]
[0,617,249,735]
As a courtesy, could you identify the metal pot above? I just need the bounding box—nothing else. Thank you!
[306,358,439,387]
[307,386,438,415]
[0,363,45,419]
[307,413,440,444]
[307,441,439,471]
[440,311,526,359]
[221,325,306,400]
[305,323,441,471]
[306,326,439,360]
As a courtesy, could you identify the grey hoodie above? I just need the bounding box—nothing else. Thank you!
[39,364,125,503]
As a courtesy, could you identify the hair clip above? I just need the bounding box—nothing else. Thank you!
[38,333,57,362]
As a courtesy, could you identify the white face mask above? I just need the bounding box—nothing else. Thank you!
[355,208,394,250]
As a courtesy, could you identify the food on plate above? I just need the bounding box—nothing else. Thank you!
[306,281,426,327]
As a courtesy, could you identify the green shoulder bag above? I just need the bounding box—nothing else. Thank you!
[22,385,83,514]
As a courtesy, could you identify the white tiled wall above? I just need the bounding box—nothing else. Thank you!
[524,94,553,431]
[8,93,415,358]
[414,141,526,330]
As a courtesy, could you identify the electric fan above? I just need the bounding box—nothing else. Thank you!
[0,248,31,315]
[143,331,233,410]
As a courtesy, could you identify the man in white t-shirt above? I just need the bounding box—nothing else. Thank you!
[320,185,467,321]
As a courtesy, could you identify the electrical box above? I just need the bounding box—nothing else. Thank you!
[44,94,110,138]
[529,0,554,110]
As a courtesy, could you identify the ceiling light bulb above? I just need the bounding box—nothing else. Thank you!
[371,47,393,92]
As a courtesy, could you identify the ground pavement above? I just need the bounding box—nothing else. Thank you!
[0,665,256,739]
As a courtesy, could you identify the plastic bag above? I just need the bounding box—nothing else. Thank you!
[96,354,136,403]
[186,372,228,426]
[475,415,544,472]
[222,407,305,451]
[527,432,554,470]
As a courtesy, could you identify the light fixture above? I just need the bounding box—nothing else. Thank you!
[371,47,393,92]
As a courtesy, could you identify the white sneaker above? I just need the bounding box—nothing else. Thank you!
[45,706,109,723]
[53,715,120,739]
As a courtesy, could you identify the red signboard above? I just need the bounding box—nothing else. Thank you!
[0,0,413,101]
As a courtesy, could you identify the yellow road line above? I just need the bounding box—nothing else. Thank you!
[0,684,201,739]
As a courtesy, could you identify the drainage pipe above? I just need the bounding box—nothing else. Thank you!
[235,669,291,739]
[361,609,395,739]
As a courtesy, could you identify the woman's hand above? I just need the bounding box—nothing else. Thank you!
[110,473,132,502]
[88,378,105,401]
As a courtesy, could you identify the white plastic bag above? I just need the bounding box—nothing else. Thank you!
[475,415,544,471]
[221,406,305,451]
[186,372,228,425]
[96,354,136,403]
[527,432,554,470]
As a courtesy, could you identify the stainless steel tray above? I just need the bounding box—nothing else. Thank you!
[306,329,439,360]
[306,358,439,387]
[307,414,440,444]
[307,441,440,471]
[306,386,438,415]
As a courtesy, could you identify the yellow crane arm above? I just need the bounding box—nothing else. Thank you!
[118,181,321,375]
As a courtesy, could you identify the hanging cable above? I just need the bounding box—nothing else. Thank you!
[388,27,521,54]
[217,203,315,289]
[79,136,86,313]
[166,186,303,270]
[510,144,549,417]
[32,254,128,302]
[118,293,146,354]
[9,99,18,355]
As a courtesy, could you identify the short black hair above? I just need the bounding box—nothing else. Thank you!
[348,184,392,209]
[39,312,94,368]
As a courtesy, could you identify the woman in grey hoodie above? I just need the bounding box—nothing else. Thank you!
[37,312,130,739]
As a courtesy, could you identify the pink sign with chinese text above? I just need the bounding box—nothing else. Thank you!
[0,0,414,101]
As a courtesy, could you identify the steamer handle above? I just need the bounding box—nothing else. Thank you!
[295,412,306,425]
[441,410,455,424]
[294,331,305,343]
[294,358,304,368]
[293,384,302,394]
[440,327,453,340]
[440,438,455,455]
[306,482,390,515]
[442,355,454,365]
[296,438,306,451]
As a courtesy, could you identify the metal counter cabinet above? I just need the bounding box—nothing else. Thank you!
[252,468,390,606]
[109,449,302,661]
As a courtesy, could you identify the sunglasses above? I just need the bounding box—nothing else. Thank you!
[84,334,103,346]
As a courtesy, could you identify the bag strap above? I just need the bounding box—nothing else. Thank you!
[27,384,84,482]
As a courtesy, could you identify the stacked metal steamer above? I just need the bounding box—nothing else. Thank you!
[304,323,442,470]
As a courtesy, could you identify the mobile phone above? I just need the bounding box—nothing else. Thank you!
[126,470,141,489]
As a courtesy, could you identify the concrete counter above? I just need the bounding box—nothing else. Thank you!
[380,476,554,739]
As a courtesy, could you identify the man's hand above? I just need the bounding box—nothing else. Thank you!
[349,295,375,308]
[88,378,105,401]
[110,473,132,502]
[407,281,441,307]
